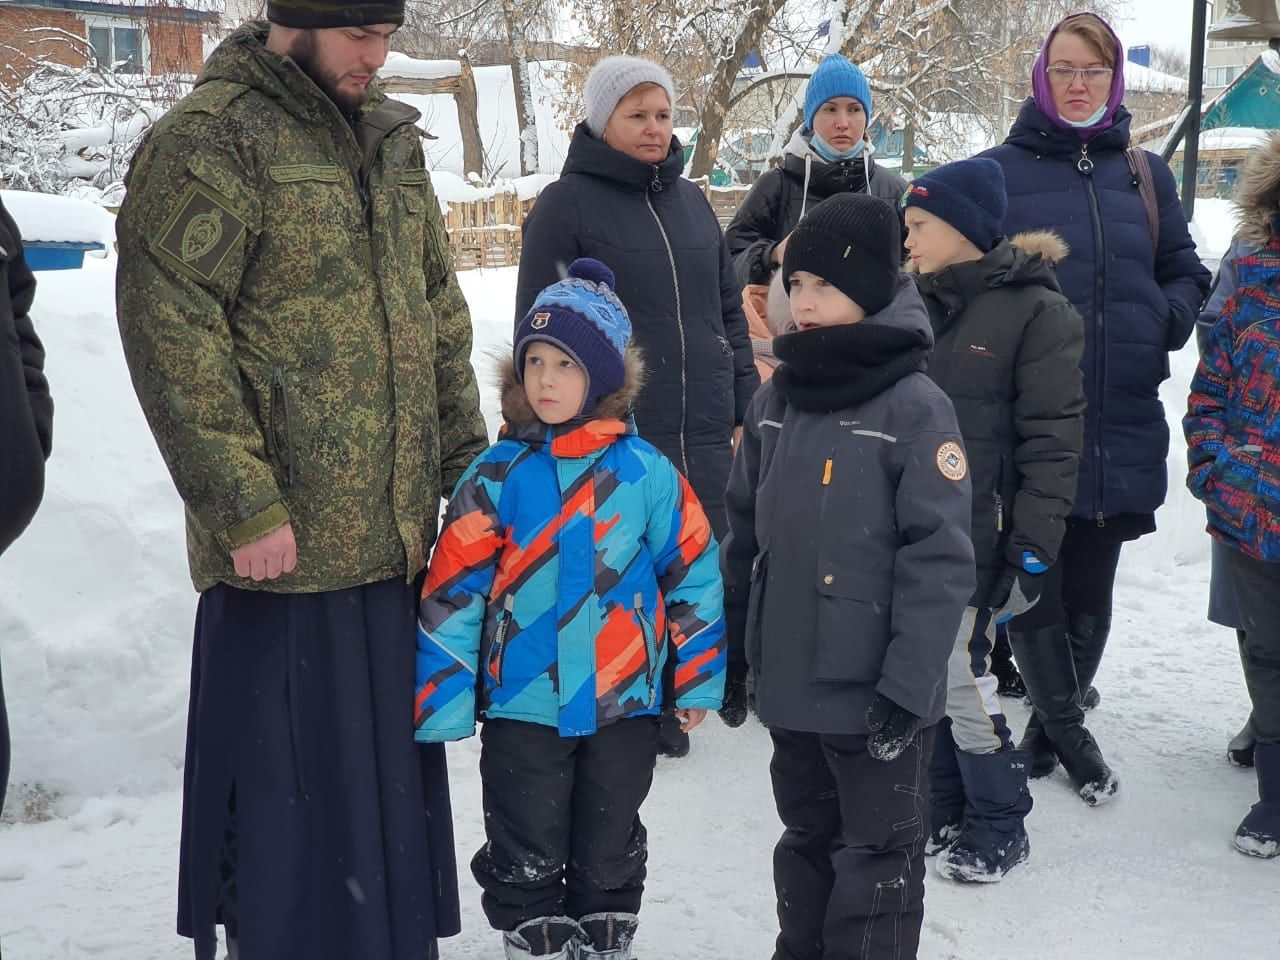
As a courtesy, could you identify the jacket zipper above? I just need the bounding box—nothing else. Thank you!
[1079,142,1107,527]
[644,168,690,476]
[489,595,515,684]
[271,365,294,487]
[636,593,658,708]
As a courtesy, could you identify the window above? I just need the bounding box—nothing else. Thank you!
[1206,65,1244,87]
[85,19,144,74]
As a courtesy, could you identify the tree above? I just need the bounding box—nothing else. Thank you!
[500,0,541,175]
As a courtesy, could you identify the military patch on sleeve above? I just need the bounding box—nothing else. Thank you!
[936,440,968,481]
[153,182,247,284]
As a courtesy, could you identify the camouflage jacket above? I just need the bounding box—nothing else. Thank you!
[116,23,488,593]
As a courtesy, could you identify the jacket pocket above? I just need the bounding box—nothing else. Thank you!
[635,594,659,707]
[992,453,1007,548]
[267,365,295,487]
[239,360,305,490]
[813,562,892,683]
[486,595,516,686]
[1208,444,1263,533]
[745,551,769,672]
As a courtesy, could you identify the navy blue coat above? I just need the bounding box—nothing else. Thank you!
[982,101,1210,523]
[515,123,759,536]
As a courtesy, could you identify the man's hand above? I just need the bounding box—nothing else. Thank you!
[675,708,707,733]
[231,522,298,582]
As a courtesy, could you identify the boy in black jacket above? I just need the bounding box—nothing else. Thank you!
[906,158,1087,880]
[0,195,54,815]
[722,194,974,960]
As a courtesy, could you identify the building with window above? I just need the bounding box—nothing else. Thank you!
[1205,0,1270,98]
[0,1,219,82]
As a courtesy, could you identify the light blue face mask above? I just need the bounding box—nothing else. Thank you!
[810,131,868,162]
[1060,102,1108,128]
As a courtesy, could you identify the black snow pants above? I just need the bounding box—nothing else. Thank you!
[768,725,936,960]
[472,715,660,931]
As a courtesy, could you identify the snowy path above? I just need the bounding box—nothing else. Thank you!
[2,262,1278,959]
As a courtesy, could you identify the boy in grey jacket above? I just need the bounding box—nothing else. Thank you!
[721,194,974,960]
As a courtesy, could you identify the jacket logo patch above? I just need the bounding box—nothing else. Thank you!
[936,441,968,481]
[531,311,551,329]
[154,183,246,283]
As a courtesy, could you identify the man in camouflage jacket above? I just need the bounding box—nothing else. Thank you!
[115,4,487,958]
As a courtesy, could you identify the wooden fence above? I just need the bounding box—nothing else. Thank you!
[442,179,752,271]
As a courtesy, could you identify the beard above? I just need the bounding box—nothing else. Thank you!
[287,31,369,115]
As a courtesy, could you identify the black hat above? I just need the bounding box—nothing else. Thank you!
[783,194,901,317]
[267,1,405,28]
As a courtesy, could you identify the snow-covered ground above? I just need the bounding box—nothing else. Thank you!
[2,227,1279,958]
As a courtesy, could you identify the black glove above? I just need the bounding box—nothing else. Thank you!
[987,551,1048,624]
[865,694,922,762]
[718,662,750,729]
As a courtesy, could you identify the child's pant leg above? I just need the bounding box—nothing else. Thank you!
[566,716,660,918]
[1223,550,1280,744]
[944,607,1013,755]
[769,726,934,960]
[472,719,576,931]
[769,728,840,960]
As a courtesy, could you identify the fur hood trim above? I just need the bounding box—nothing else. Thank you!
[1234,131,1280,246]
[496,346,645,426]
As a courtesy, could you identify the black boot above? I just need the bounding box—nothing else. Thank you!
[1067,611,1111,713]
[927,719,964,856]
[1229,631,1258,767]
[1018,713,1058,779]
[657,709,689,758]
[935,748,1032,883]
[1235,743,1280,858]
[1007,624,1118,805]
[990,624,1028,700]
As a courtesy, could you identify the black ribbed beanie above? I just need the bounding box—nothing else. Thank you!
[783,193,901,316]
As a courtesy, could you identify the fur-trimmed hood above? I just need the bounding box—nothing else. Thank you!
[912,229,1070,319]
[496,345,646,434]
[906,230,1068,275]
[1234,131,1280,246]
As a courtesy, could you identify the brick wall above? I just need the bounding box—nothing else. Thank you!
[0,7,89,83]
[0,5,211,83]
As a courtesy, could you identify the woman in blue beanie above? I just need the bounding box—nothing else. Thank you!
[725,53,907,288]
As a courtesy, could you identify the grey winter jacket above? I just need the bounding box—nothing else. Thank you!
[721,278,976,734]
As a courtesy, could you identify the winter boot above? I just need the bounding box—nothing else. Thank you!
[503,917,585,959]
[990,625,1028,700]
[579,913,639,959]
[935,748,1033,883]
[1234,742,1280,858]
[1229,632,1258,767]
[1018,714,1058,779]
[927,719,964,856]
[1007,624,1119,806]
[1229,719,1258,768]
[1067,611,1111,713]
[656,710,689,759]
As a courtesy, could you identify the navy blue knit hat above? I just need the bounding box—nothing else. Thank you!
[804,54,873,132]
[902,158,1007,253]
[515,258,632,415]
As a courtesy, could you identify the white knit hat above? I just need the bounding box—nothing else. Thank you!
[584,56,675,138]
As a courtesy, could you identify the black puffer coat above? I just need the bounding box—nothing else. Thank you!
[725,130,908,286]
[914,232,1085,605]
[515,124,759,536]
[0,197,51,556]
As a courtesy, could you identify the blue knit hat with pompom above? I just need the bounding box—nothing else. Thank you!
[515,258,632,415]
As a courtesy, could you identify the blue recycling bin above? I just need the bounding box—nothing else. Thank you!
[23,240,107,271]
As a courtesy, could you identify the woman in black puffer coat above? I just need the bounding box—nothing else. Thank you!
[515,56,758,757]
[724,53,907,288]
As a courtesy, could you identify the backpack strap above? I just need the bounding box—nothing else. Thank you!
[775,168,793,243]
[1125,146,1160,251]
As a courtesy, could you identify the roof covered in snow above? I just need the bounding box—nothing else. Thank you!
[1,189,115,247]
[1126,61,1188,94]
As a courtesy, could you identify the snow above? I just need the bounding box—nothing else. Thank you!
[382,53,464,81]
[1197,127,1272,153]
[2,209,1280,956]
[1191,198,1237,265]
[1125,61,1188,93]
[1,189,116,248]
[430,171,555,208]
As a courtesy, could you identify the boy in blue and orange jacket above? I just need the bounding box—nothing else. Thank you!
[1185,132,1280,860]
[414,258,726,958]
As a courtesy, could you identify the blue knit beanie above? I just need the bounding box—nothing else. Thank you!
[515,258,632,415]
[902,158,1008,253]
[804,54,873,132]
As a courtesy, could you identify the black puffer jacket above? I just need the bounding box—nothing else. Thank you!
[725,130,908,286]
[0,197,52,556]
[914,232,1085,605]
[515,124,759,536]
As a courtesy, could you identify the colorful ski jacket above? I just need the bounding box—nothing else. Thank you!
[415,352,726,740]
[1186,234,1280,562]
